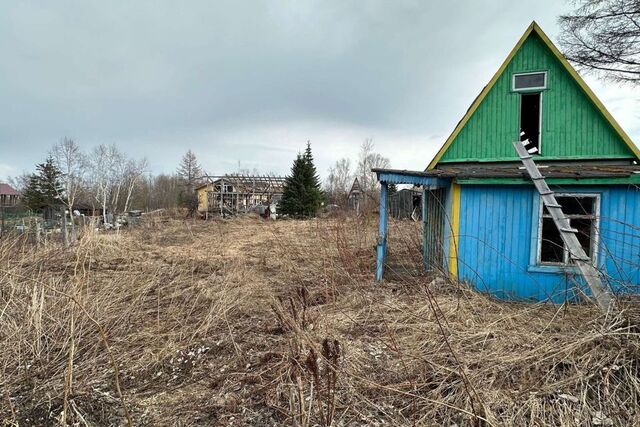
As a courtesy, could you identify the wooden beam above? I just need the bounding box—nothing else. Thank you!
[376,182,389,282]
[447,184,461,279]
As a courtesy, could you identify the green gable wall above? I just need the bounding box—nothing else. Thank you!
[438,33,634,164]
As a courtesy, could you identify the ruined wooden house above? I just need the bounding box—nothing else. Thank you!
[375,22,640,302]
[197,175,286,216]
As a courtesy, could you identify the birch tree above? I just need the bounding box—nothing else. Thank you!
[122,158,148,212]
[89,144,120,222]
[357,139,390,205]
[325,158,353,203]
[51,137,86,214]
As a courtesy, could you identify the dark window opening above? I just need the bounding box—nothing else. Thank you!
[520,92,541,153]
[572,217,594,259]
[538,194,599,265]
[540,218,564,263]
[554,196,594,216]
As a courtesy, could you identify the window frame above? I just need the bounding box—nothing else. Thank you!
[512,71,548,92]
[536,192,601,267]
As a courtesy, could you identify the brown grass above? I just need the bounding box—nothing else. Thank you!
[1,214,639,426]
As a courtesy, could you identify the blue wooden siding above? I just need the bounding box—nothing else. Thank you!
[454,184,640,302]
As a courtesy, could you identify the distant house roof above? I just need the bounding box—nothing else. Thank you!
[348,177,361,195]
[0,183,19,196]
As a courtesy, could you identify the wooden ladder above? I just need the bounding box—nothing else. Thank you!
[513,140,614,313]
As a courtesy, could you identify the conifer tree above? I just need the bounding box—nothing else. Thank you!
[176,149,203,215]
[23,156,65,212]
[177,150,203,191]
[279,142,323,217]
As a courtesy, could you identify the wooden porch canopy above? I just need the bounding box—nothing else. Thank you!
[373,168,450,281]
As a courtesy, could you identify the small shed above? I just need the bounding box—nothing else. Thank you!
[347,178,362,213]
[389,187,421,220]
[374,22,640,303]
[196,182,214,212]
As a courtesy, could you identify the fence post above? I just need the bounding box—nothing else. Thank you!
[36,219,41,247]
[61,207,69,248]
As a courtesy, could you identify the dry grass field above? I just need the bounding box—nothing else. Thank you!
[1,214,640,426]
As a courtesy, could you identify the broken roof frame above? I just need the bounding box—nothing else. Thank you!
[201,174,287,195]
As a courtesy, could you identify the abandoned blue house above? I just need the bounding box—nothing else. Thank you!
[375,22,640,302]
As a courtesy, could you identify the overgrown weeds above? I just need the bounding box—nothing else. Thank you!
[1,214,639,426]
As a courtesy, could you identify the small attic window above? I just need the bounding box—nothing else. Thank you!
[513,72,547,91]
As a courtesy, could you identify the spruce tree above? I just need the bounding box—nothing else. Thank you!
[23,156,65,212]
[279,154,306,217]
[279,142,323,217]
[302,142,322,214]
[22,174,45,212]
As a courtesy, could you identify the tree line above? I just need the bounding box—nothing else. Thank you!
[7,136,390,219]
[323,139,391,207]
[9,138,205,217]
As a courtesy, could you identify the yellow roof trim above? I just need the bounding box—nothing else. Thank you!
[427,21,640,170]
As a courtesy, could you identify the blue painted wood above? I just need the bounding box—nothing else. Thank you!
[376,182,389,282]
[421,188,427,268]
[375,172,450,188]
[455,184,640,302]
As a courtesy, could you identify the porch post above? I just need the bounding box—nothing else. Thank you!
[376,182,389,282]
[421,187,428,269]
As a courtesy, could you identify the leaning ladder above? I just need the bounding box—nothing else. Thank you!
[513,140,614,313]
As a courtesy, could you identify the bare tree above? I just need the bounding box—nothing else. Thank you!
[325,158,353,203]
[129,173,180,211]
[51,137,86,214]
[8,173,31,193]
[177,150,203,191]
[559,0,640,84]
[143,174,182,210]
[122,158,148,212]
[109,149,127,215]
[89,144,121,222]
[357,139,391,204]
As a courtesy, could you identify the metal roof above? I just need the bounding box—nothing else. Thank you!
[0,183,19,196]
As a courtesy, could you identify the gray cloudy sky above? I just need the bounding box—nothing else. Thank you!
[1,1,638,181]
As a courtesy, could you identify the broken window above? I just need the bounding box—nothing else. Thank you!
[520,92,541,153]
[538,194,599,265]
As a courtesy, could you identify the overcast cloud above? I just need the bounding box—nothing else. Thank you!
[1,1,638,181]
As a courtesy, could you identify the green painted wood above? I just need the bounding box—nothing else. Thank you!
[439,32,635,163]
